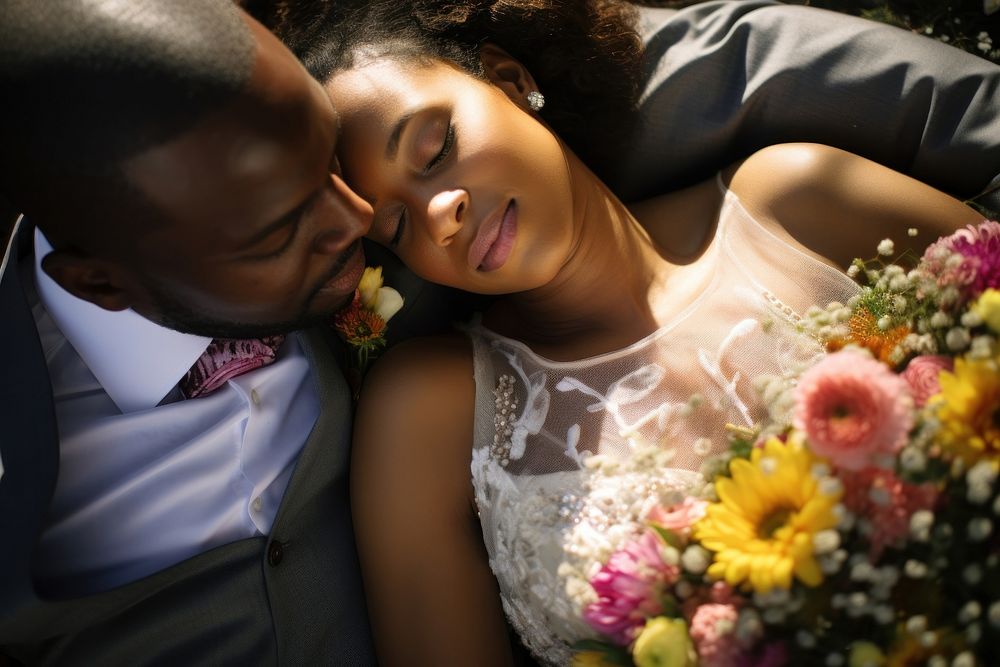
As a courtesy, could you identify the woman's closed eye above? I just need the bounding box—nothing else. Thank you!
[385,123,457,248]
[423,123,456,174]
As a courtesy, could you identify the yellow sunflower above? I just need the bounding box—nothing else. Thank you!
[932,355,1000,466]
[693,434,843,593]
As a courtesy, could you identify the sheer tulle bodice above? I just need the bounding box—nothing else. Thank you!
[465,186,860,664]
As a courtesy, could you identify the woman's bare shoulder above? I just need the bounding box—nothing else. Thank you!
[723,143,982,267]
[352,331,477,496]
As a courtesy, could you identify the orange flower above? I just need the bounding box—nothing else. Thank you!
[333,291,387,348]
[827,309,909,365]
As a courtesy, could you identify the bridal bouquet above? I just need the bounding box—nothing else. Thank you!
[572,222,1000,667]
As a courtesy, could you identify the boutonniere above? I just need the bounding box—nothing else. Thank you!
[333,266,404,393]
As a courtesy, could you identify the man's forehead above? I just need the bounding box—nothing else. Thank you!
[122,94,334,233]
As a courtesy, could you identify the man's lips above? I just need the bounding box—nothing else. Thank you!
[468,200,517,272]
[317,240,365,294]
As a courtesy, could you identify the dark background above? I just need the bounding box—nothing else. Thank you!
[658,0,1000,63]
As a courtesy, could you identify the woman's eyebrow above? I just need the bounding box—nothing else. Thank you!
[386,110,417,161]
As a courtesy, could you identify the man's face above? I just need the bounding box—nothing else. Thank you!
[113,19,372,338]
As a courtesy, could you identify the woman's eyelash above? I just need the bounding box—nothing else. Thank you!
[387,122,454,249]
[389,208,406,248]
[423,124,456,174]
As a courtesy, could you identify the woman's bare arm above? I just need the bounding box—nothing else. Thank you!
[351,334,515,667]
[725,143,984,268]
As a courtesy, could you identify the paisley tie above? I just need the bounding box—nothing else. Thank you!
[179,335,286,398]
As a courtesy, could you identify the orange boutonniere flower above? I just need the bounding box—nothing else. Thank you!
[332,266,404,389]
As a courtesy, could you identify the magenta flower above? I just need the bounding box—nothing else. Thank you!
[583,530,678,646]
[793,350,914,470]
[921,220,1000,299]
[901,355,953,407]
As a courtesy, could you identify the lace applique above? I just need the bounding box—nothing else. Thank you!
[471,444,705,665]
[556,363,677,451]
[696,318,760,426]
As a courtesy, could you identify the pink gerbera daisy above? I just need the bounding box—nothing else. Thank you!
[793,350,914,470]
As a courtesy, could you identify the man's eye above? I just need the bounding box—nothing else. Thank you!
[256,225,299,260]
[423,123,456,174]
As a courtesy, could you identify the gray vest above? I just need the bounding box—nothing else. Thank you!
[0,220,376,665]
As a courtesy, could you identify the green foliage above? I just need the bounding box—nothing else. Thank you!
[794,0,999,64]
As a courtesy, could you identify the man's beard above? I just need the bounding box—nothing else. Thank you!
[146,289,337,339]
[139,240,362,339]
[142,279,350,340]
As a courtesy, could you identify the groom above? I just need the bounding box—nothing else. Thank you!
[0,1,376,663]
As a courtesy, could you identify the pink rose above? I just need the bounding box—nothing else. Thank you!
[646,497,708,535]
[793,350,914,470]
[901,355,953,407]
[688,601,742,667]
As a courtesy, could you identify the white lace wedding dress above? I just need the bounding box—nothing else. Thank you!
[465,185,860,665]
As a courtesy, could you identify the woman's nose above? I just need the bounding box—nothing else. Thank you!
[312,173,374,255]
[425,188,469,247]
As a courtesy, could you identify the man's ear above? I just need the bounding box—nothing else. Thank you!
[41,249,133,312]
[479,43,540,110]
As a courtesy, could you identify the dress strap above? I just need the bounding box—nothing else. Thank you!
[714,171,728,196]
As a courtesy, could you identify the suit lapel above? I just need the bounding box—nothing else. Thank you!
[271,326,352,531]
[0,217,61,609]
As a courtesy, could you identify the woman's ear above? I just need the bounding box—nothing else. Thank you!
[41,248,134,312]
[479,43,540,110]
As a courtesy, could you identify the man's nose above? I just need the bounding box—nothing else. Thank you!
[312,173,374,255]
[425,188,468,247]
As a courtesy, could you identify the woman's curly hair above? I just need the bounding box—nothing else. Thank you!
[242,0,644,178]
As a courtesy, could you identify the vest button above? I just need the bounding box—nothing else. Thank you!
[267,540,284,566]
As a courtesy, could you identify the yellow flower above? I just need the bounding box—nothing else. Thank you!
[848,641,886,667]
[357,266,384,309]
[974,288,1000,333]
[358,266,405,322]
[693,434,842,593]
[933,354,1000,465]
[632,617,695,667]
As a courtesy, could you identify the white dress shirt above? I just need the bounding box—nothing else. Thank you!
[30,229,320,595]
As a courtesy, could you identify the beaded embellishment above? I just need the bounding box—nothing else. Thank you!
[492,374,518,466]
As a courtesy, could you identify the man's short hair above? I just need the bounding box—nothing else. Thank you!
[0,0,256,245]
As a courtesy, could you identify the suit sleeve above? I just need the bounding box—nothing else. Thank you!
[606,2,1000,213]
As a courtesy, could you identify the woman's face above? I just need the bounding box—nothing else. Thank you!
[325,56,577,294]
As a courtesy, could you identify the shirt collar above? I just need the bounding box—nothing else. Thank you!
[34,228,212,413]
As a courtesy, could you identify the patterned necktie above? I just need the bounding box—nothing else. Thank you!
[179,335,286,399]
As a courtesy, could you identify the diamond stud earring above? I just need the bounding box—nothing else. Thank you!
[526,90,545,111]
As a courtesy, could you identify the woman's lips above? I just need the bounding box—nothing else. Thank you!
[469,200,517,272]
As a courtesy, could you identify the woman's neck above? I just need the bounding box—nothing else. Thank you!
[485,154,681,360]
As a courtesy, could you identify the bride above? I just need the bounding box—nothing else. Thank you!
[264,1,983,664]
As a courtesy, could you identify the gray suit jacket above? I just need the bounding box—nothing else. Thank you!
[604,2,1000,211]
[0,220,375,665]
